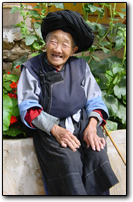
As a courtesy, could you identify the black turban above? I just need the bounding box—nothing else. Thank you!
[41,10,94,53]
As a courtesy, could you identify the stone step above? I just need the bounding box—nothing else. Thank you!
[3,129,126,195]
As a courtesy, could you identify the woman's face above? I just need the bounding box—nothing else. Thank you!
[46,30,78,71]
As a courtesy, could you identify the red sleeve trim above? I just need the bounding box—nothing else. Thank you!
[93,109,106,127]
[25,107,43,128]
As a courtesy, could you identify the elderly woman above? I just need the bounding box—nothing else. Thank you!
[17,10,118,195]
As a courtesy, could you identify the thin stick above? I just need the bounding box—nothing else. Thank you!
[104,126,126,166]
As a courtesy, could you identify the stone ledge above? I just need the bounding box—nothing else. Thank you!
[3,138,45,195]
[3,130,126,195]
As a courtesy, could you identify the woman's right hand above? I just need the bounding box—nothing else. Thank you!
[51,124,81,152]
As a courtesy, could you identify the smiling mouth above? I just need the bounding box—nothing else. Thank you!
[52,54,63,59]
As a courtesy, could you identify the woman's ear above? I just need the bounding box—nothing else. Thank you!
[71,46,79,56]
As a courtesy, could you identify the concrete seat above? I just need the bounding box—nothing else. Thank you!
[3,129,126,195]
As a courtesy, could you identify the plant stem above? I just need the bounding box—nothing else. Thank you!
[82,3,87,21]
[88,27,111,64]
[106,73,118,95]
[96,4,104,23]
[108,3,116,56]
[109,4,114,56]
[122,37,126,67]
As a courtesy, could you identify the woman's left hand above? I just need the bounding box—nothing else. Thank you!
[83,117,106,151]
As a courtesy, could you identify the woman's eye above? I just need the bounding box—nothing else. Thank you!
[63,43,69,48]
[63,44,67,47]
[50,40,57,45]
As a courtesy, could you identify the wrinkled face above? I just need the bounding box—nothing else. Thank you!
[46,30,78,71]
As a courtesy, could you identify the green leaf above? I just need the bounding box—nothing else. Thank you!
[115,22,126,29]
[3,88,7,94]
[114,85,126,99]
[20,10,26,17]
[20,26,28,36]
[3,95,13,130]
[50,3,64,9]
[34,22,41,29]
[29,10,40,18]
[92,55,100,62]
[11,98,18,108]
[97,73,109,89]
[99,41,110,47]
[3,111,11,131]
[32,41,42,50]
[78,55,90,63]
[103,94,118,117]
[25,35,37,46]
[31,52,41,57]
[117,30,124,37]
[121,8,126,12]
[12,106,20,117]
[3,95,19,131]
[33,5,41,9]
[96,24,106,37]
[88,45,96,53]
[3,94,14,109]
[3,74,19,82]
[111,63,124,74]
[117,104,126,124]
[11,54,28,70]
[97,8,105,19]
[100,46,110,54]
[122,95,126,105]
[99,3,110,8]
[10,6,20,14]
[106,120,118,131]
[95,56,122,74]
[85,4,98,13]
[3,81,12,91]
[118,12,125,19]
[110,18,119,21]
[36,27,43,39]
[86,21,97,32]
[119,76,126,87]
[5,127,26,137]
[115,36,124,50]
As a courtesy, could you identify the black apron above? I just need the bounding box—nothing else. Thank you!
[33,107,118,195]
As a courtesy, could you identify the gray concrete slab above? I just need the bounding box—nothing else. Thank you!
[3,129,126,195]
[106,129,126,195]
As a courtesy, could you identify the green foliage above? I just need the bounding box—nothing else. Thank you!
[48,3,64,9]
[3,58,27,138]
[10,3,65,57]
[82,3,126,130]
[9,3,126,134]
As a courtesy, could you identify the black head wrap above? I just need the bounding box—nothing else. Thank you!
[41,10,94,53]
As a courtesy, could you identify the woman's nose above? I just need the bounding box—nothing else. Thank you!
[54,44,62,52]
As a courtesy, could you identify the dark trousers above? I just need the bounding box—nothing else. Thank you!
[33,109,118,195]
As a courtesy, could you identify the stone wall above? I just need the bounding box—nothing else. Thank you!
[3,27,31,75]
[3,4,32,74]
